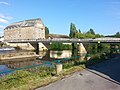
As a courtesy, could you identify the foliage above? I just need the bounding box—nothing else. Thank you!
[114,32,120,38]
[87,28,95,35]
[50,43,72,50]
[69,23,78,38]
[78,29,81,33]
[69,23,104,39]
[45,26,49,39]
[87,43,110,54]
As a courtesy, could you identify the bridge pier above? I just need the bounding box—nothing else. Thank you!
[42,42,50,50]
[72,43,76,51]
[30,42,39,54]
[78,43,87,54]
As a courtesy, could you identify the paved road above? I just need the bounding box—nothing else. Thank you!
[36,55,120,90]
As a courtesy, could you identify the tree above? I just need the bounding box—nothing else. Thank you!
[114,32,120,38]
[87,28,95,35]
[69,23,77,38]
[45,26,49,38]
[78,29,81,33]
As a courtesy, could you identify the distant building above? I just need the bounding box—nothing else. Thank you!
[48,34,69,39]
[4,18,45,41]
[48,34,70,45]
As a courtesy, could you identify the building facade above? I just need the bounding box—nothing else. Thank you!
[4,18,45,41]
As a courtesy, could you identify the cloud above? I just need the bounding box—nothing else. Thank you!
[0,14,12,24]
[0,18,8,23]
[0,14,12,20]
[0,1,9,5]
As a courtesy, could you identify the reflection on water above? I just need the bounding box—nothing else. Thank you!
[0,65,10,73]
[0,50,87,71]
[38,51,47,59]
[50,50,72,59]
[0,58,42,69]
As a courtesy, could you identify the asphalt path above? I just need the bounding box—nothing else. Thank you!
[36,55,120,90]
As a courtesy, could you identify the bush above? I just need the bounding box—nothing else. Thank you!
[50,43,72,50]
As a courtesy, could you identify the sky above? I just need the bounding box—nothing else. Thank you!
[0,0,120,36]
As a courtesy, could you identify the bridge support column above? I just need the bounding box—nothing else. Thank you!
[30,42,39,54]
[42,42,50,50]
[72,43,76,51]
[78,43,87,54]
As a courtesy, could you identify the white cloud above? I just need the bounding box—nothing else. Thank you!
[0,18,8,23]
[0,14,12,20]
[0,1,9,5]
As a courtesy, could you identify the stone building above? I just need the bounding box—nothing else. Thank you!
[4,18,45,41]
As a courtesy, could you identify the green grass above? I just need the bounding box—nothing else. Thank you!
[0,64,85,90]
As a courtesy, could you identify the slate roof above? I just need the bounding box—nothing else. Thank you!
[4,18,42,30]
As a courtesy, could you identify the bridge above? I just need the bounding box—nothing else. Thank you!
[4,37,120,54]
[4,38,120,43]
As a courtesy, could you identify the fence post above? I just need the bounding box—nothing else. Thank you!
[56,60,62,75]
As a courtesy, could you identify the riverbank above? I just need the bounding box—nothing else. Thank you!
[0,64,85,90]
[0,52,39,60]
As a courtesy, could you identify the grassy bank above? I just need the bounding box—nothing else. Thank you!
[0,65,85,90]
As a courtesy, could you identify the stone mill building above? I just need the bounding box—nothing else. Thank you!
[4,18,45,41]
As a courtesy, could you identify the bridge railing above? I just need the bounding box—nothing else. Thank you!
[4,37,120,43]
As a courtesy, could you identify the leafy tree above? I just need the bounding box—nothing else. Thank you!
[84,33,95,38]
[114,32,120,38]
[45,26,49,38]
[78,29,81,33]
[69,23,77,38]
[87,28,95,35]
[75,33,84,38]
[50,43,72,50]
[95,34,102,38]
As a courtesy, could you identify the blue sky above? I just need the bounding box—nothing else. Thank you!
[0,0,120,36]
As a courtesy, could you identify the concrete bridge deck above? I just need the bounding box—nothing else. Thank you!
[4,38,120,43]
